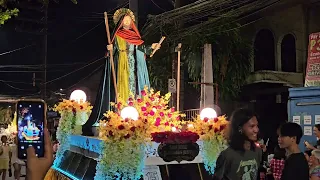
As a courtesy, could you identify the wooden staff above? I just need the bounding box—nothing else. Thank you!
[150,36,166,57]
[175,43,182,111]
[104,12,118,103]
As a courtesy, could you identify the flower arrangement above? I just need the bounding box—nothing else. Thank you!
[151,131,199,144]
[53,99,92,166]
[96,87,184,180]
[187,115,229,174]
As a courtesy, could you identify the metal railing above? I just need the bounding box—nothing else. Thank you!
[183,109,200,121]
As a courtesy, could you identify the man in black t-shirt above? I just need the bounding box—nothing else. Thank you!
[278,122,309,180]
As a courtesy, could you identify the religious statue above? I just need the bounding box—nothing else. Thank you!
[82,8,163,135]
[107,8,160,101]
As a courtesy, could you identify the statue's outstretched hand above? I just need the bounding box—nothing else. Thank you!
[107,44,113,51]
[151,43,161,50]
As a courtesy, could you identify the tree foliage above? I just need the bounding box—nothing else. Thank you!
[143,18,252,100]
[0,0,77,26]
[0,0,18,25]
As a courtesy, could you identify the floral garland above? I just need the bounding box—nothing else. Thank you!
[151,131,199,144]
[53,99,92,166]
[96,87,184,180]
[188,116,229,174]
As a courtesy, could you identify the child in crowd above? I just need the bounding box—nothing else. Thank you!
[269,147,286,180]
[10,137,25,180]
[0,135,11,180]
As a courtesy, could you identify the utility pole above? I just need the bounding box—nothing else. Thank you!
[129,0,139,27]
[43,6,48,101]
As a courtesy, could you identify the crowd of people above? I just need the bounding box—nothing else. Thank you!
[213,108,312,180]
[0,129,53,180]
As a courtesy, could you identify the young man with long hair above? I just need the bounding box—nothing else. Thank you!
[278,122,309,180]
[213,108,262,180]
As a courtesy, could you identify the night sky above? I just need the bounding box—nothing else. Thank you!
[0,0,173,97]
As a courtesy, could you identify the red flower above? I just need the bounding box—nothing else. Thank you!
[208,125,213,130]
[141,107,147,111]
[72,108,76,113]
[80,105,83,109]
[128,98,133,102]
[204,117,209,122]
[143,112,148,116]
[214,118,219,123]
[220,124,226,131]
[144,119,148,123]
[128,102,134,106]
[130,126,136,132]
[168,113,172,118]
[137,98,142,103]
[146,102,150,107]
[108,131,113,136]
[214,128,219,133]
[141,90,146,96]
[164,122,169,126]
[149,111,155,116]
[176,116,180,120]
[118,125,125,130]
[171,107,175,112]
[151,131,200,143]
[117,102,122,109]
[160,112,164,117]
[124,134,130,139]
[124,118,129,122]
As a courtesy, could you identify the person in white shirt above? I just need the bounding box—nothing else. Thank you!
[0,135,11,180]
[10,138,24,180]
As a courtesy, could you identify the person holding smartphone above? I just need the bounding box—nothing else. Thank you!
[305,124,320,150]
[26,128,53,180]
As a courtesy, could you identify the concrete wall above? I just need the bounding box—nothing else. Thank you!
[243,4,308,74]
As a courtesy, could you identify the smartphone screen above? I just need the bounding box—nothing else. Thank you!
[16,100,46,159]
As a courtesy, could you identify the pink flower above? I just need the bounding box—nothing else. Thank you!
[128,102,134,106]
[171,107,175,112]
[143,112,148,116]
[128,98,133,102]
[160,112,164,117]
[168,113,172,118]
[146,102,150,107]
[164,122,169,126]
[204,117,209,122]
[155,118,161,126]
[149,111,155,116]
[141,107,147,111]
[150,97,155,101]
[137,98,142,103]
[141,90,146,96]
[176,116,180,120]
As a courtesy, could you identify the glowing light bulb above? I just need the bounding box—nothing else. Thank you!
[120,107,139,121]
[70,90,87,103]
[200,108,217,120]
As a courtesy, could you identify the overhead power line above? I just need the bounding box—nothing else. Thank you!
[44,56,105,85]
